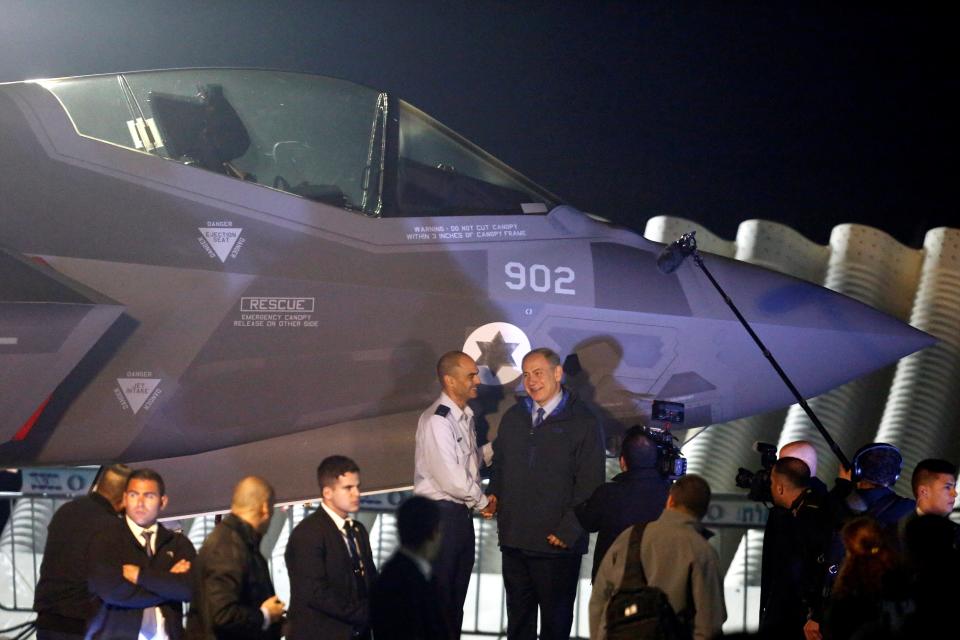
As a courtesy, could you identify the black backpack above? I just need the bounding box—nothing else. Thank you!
[605,524,691,640]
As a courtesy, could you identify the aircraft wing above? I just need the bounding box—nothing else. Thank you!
[0,249,125,442]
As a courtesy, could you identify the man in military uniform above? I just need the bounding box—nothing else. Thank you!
[414,351,494,639]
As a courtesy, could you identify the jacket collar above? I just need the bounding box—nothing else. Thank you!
[320,500,357,533]
[89,491,119,516]
[658,507,714,540]
[439,392,473,423]
[223,513,263,547]
[520,388,572,420]
[612,467,664,482]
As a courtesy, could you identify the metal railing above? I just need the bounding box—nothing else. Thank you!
[0,491,774,639]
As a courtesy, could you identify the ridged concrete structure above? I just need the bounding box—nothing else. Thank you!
[644,218,960,597]
[778,225,923,482]
[877,228,960,496]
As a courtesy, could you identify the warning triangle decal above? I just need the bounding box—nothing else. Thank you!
[117,378,161,415]
[199,228,243,263]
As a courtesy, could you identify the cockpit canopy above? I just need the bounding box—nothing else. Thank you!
[38,69,560,217]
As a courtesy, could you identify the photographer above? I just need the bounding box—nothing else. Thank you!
[761,456,832,639]
[741,440,828,639]
[575,425,673,580]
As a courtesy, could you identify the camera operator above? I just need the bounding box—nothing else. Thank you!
[745,440,828,639]
[574,425,674,580]
[761,456,833,639]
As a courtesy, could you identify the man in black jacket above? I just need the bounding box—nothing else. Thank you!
[87,468,196,639]
[761,456,832,640]
[910,458,959,537]
[285,455,378,640]
[759,440,829,639]
[34,464,131,640]
[575,424,671,580]
[370,496,447,640]
[487,348,604,640]
[185,476,285,640]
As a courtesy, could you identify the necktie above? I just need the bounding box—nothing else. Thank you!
[534,407,546,428]
[343,521,367,597]
[141,530,157,639]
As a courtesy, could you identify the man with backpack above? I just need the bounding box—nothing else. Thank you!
[589,474,725,640]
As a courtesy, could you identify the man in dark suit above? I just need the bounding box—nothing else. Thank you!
[86,468,197,639]
[34,464,131,640]
[371,496,447,640]
[185,476,285,640]
[285,455,378,640]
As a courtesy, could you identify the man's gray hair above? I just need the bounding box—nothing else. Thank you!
[522,347,562,369]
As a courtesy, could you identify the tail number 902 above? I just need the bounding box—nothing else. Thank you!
[504,262,576,295]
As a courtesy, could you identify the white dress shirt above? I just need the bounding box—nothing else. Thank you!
[532,391,563,426]
[320,500,365,572]
[398,547,432,580]
[125,516,168,640]
[414,392,489,511]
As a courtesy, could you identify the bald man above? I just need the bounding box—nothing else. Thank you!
[186,477,284,640]
[780,440,819,477]
[413,350,493,639]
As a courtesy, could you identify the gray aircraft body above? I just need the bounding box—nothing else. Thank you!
[0,69,932,515]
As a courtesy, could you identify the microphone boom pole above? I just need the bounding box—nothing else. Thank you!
[663,231,851,469]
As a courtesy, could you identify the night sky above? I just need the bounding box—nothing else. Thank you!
[1,1,955,246]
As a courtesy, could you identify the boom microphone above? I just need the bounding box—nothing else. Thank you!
[656,230,698,274]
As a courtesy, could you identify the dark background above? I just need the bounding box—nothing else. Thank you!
[1,1,955,246]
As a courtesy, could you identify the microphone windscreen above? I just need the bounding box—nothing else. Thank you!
[656,243,686,274]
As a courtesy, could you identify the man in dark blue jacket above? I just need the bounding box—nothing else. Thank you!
[575,424,671,580]
[487,347,604,640]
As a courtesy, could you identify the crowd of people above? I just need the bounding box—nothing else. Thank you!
[754,443,960,640]
[28,347,959,640]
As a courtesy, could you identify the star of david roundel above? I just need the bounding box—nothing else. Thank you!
[463,322,532,385]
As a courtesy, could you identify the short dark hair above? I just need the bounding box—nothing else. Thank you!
[522,347,562,369]
[911,458,958,496]
[95,464,133,504]
[126,468,166,496]
[620,426,658,470]
[396,496,441,550]
[436,350,469,384]
[670,474,711,520]
[773,457,811,490]
[317,455,360,489]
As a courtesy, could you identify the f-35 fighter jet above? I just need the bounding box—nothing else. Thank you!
[0,69,931,515]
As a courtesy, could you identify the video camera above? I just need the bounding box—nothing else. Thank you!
[640,425,688,478]
[735,442,778,502]
[647,400,687,478]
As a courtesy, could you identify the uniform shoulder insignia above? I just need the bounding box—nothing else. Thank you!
[435,404,451,417]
